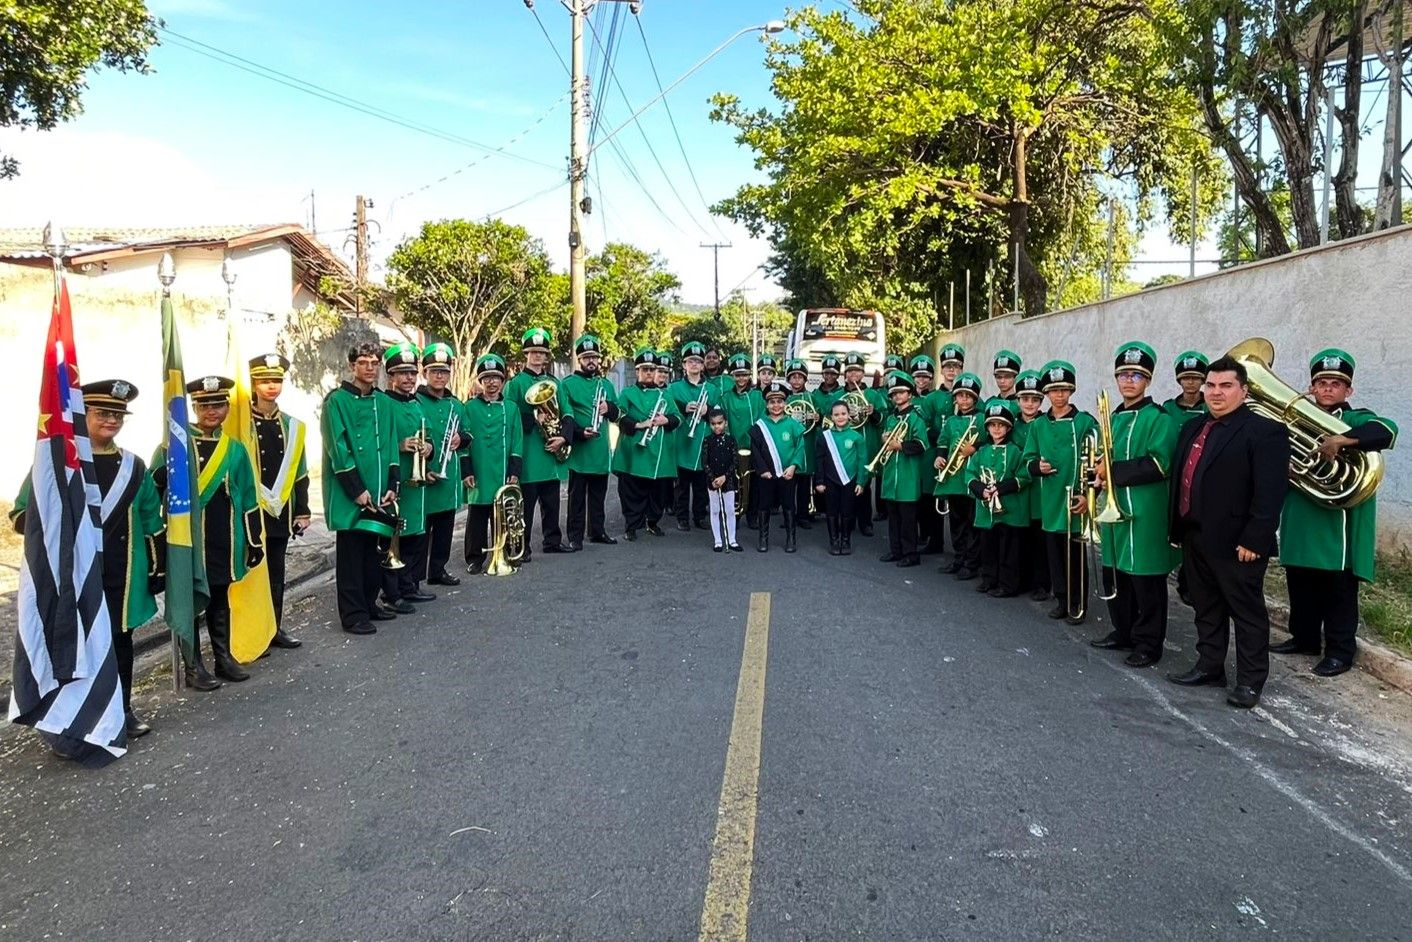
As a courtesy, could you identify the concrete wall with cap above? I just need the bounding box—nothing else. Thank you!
[936,224,1412,552]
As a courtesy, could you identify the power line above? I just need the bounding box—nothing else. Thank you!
[527,4,571,75]
[635,15,726,237]
[584,13,712,236]
[157,28,560,171]
[483,179,570,219]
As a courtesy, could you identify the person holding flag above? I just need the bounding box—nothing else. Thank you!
[245,353,310,648]
[9,232,131,761]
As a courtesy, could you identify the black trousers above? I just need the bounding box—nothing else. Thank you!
[947,495,981,572]
[1045,530,1087,616]
[568,471,609,543]
[1183,534,1270,688]
[521,479,563,549]
[336,530,383,629]
[919,495,944,550]
[674,469,708,526]
[649,478,674,524]
[819,481,856,519]
[887,499,918,559]
[1285,565,1361,662]
[264,533,289,628]
[979,524,1021,593]
[103,583,133,713]
[464,504,492,563]
[1107,570,1169,657]
[426,509,456,579]
[1022,520,1050,592]
[792,474,814,517]
[617,473,652,532]
[754,475,790,515]
[854,474,873,524]
[385,531,428,600]
[873,475,888,519]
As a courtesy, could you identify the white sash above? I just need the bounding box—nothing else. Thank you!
[258,415,305,516]
[99,451,137,524]
[823,429,850,484]
[754,418,784,474]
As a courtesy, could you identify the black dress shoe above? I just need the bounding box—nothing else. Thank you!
[214,656,250,683]
[795,517,812,530]
[990,588,1021,598]
[675,521,691,532]
[976,581,995,593]
[124,711,152,738]
[270,629,303,649]
[466,559,485,575]
[1124,651,1160,668]
[858,523,874,537]
[344,622,377,635]
[1065,614,1087,626]
[428,571,462,587]
[1029,588,1052,602]
[542,543,573,554]
[1167,665,1227,687]
[941,561,963,575]
[184,669,223,691]
[1227,684,1262,708]
[728,541,743,552]
[590,534,618,545]
[695,519,710,531]
[370,607,398,621]
[1313,657,1352,677]
[624,529,638,542]
[569,541,584,552]
[896,555,921,568]
[1046,605,1068,620]
[383,599,416,614]
[713,543,724,553]
[646,524,665,537]
[955,568,978,581]
[1089,632,1134,651]
[404,591,437,603]
[1270,638,1320,655]
[879,552,900,562]
[921,541,946,555]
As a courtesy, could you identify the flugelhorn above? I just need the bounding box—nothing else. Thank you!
[1227,338,1383,509]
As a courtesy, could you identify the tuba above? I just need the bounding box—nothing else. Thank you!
[485,483,526,576]
[1227,338,1384,509]
[524,379,572,462]
[785,397,819,434]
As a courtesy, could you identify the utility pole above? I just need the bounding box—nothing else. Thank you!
[700,241,732,317]
[569,0,588,346]
[354,194,372,317]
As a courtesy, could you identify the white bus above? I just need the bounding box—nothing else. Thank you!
[784,308,887,382]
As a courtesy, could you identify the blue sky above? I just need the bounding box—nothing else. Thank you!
[1,0,798,304]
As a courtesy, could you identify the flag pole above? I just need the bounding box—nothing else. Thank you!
[159,254,185,693]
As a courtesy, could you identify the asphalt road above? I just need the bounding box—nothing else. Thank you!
[2,490,1411,941]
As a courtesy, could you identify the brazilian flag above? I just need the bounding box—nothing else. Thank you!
[160,293,208,661]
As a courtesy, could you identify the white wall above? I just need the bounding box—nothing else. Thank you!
[941,224,1412,550]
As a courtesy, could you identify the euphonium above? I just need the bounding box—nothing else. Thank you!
[524,379,572,462]
[485,483,526,576]
[785,396,819,434]
[1227,338,1384,509]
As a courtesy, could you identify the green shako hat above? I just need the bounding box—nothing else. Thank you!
[1015,369,1044,397]
[1040,360,1077,392]
[884,353,905,371]
[727,353,750,375]
[633,346,658,367]
[984,399,1016,426]
[908,354,934,377]
[820,355,842,373]
[1174,351,1209,379]
[655,350,675,370]
[521,326,553,353]
[763,380,790,400]
[422,342,455,368]
[784,358,808,377]
[1310,348,1355,383]
[475,353,506,378]
[384,341,421,374]
[680,341,706,361]
[940,343,966,367]
[574,334,603,357]
[1114,340,1156,379]
[882,369,916,394]
[952,372,983,398]
[756,354,778,372]
[992,350,1021,375]
[842,352,867,370]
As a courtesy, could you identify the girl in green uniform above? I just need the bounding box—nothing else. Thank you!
[749,381,806,552]
[966,400,1027,597]
[815,400,867,555]
[1012,370,1050,599]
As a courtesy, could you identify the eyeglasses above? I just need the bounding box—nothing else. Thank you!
[1115,371,1147,382]
[93,409,126,421]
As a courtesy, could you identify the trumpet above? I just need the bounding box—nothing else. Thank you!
[524,379,571,462]
[589,383,607,436]
[978,467,1004,517]
[638,392,668,446]
[686,383,711,437]
[864,415,909,475]
[485,483,526,576]
[436,411,461,478]
[409,419,429,485]
[935,424,979,485]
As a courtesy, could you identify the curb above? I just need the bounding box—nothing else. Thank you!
[1265,596,1412,697]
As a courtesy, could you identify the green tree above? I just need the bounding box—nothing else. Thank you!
[712,0,1223,319]
[1,0,159,178]
[674,293,795,359]
[387,219,558,396]
[583,242,682,359]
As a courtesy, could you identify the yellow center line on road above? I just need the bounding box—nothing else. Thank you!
[697,591,772,942]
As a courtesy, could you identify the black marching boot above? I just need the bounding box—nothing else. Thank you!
[183,641,222,692]
[826,516,841,555]
[208,607,250,683]
[840,518,854,555]
[783,511,798,553]
[757,512,770,552]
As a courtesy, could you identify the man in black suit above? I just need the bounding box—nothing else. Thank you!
[1166,355,1289,709]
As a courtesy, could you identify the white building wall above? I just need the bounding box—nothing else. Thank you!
[942,224,1412,550]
